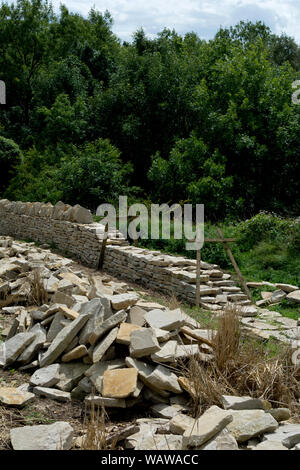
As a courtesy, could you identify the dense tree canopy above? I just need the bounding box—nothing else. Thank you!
[0,0,299,219]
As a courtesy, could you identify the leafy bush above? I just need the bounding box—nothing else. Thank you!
[0,136,22,194]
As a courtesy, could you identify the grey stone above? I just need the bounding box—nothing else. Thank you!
[221,395,266,411]
[33,386,71,402]
[0,332,35,367]
[39,313,90,367]
[182,406,233,449]
[30,364,60,387]
[89,310,127,346]
[128,306,146,326]
[170,413,195,435]
[56,362,88,392]
[267,408,291,422]
[144,308,184,331]
[10,422,74,450]
[78,299,104,345]
[17,324,46,365]
[227,409,278,443]
[151,403,182,419]
[92,327,119,363]
[263,423,300,449]
[151,340,177,363]
[110,293,139,310]
[85,395,126,408]
[130,328,160,358]
[254,440,288,450]
[199,428,239,450]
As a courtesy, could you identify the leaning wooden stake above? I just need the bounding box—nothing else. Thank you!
[216,227,253,302]
[196,248,201,306]
[98,222,109,270]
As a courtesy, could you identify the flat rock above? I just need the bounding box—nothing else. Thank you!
[39,313,90,367]
[287,290,300,303]
[170,413,195,435]
[85,359,125,393]
[182,406,233,449]
[85,395,126,408]
[263,423,300,449]
[92,326,119,363]
[61,345,88,362]
[110,293,139,310]
[130,328,160,358]
[144,308,184,331]
[10,422,73,450]
[227,409,278,443]
[33,386,71,402]
[102,368,138,398]
[30,363,61,387]
[221,395,265,411]
[275,283,299,293]
[151,340,177,363]
[0,387,35,406]
[0,332,35,367]
[17,324,46,365]
[150,403,182,419]
[128,306,146,326]
[89,310,127,346]
[78,299,104,345]
[116,323,143,345]
[147,364,183,394]
[254,440,288,450]
[267,408,291,422]
[56,362,88,391]
[199,428,239,450]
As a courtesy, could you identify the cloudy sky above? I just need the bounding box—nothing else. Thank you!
[50,0,300,43]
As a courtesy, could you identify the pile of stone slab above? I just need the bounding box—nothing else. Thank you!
[7,397,300,450]
[0,236,216,410]
[1,236,299,451]
[247,281,300,306]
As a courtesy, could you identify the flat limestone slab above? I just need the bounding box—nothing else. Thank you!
[33,386,71,402]
[39,313,90,367]
[89,310,127,346]
[92,327,119,363]
[221,395,266,411]
[0,332,35,367]
[182,406,233,448]
[144,308,184,331]
[116,323,143,345]
[129,328,160,358]
[227,409,278,443]
[102,368,138,398]
[0,387,35,406]
[10,422,73,450]
[85,395,126,408]
[110,293,139,310]
[30,363,60,387]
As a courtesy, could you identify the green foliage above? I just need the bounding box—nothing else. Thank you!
[6,139,137,209]
[0,1,299,219]
[0,136,22,194]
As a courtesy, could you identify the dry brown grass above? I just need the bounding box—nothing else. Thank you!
[28,269,48,306]
[182,304,300,419]
[79,395,112,450]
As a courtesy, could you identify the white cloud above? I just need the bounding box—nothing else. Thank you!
[20,0,300,42]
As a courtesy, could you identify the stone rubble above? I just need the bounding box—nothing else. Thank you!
[0,233,299,451]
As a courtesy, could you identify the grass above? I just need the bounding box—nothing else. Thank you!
[28,269,48,306]
[181,305,300,419]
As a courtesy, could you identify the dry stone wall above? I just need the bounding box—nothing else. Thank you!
[0,199,249,308]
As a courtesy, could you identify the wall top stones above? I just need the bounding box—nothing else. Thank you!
[0,199,94,225]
